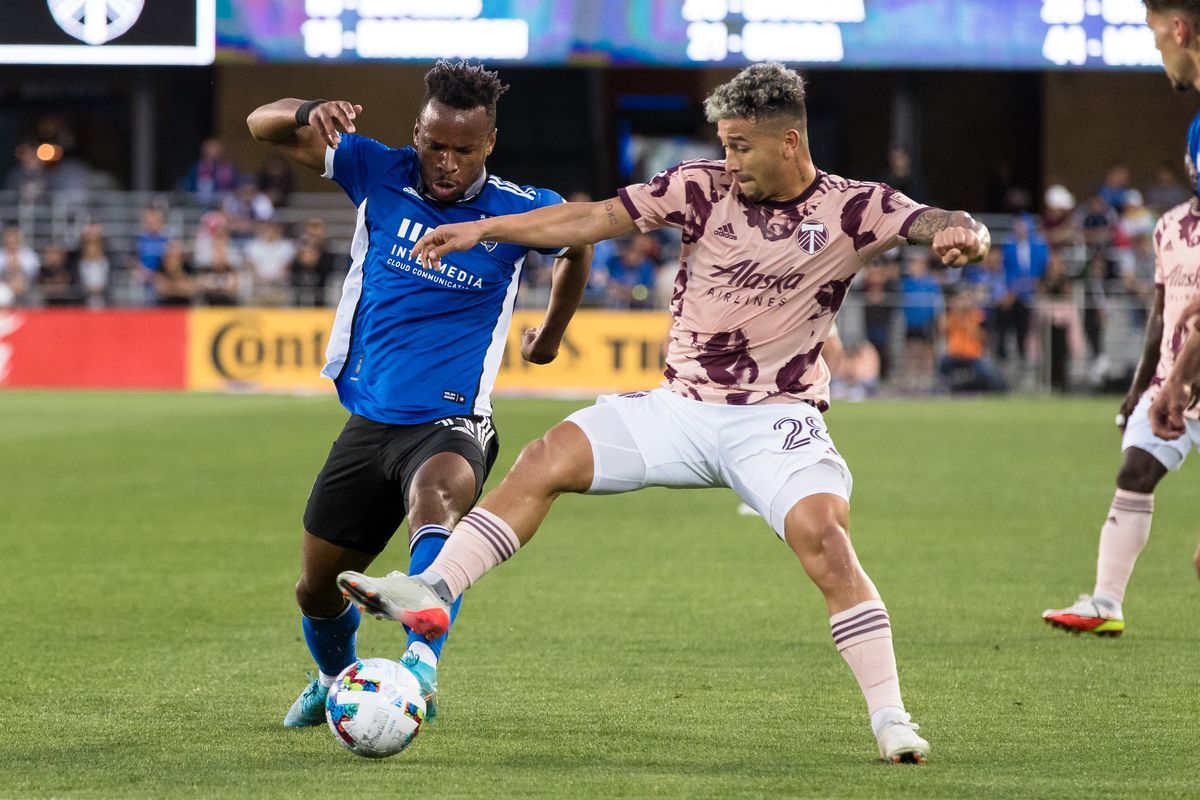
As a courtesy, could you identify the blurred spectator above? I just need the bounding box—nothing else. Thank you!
[1040,185,1081,251]
[960,245,1006,315]
[257,153,295,208]
[196,255,241,307]
[1143,162,1191,213]
[881,146,931,203]
[180,138,240,205]
[4,144,47,203]
[133,207,171,305]
[192,209,231,269]
[830,339,881,401]
[1118,230,1156,331]
[606,233,659,309]
[0,257,28,306]
[223,176,274,243]
[1039,251,1084,393]
[154,240,195,306]
[1080,193,1118,256]
[859,254,899,383]
[70,222,111,308]
[1113,189,1156,297]
[986,159,1032,213]
[1081,250,1108,384]
[0,226,40,283]
[1098,163,1132,213]
[291,236,337,307]
[939,290,1007,393]
[196,231,244,306]
[244,220,294,305]
[997,214,1048,364]
[36,243,80,306]
[899,250,943,391]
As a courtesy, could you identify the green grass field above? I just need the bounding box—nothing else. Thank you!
[2,391,1197,799]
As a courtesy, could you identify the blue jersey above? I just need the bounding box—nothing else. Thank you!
[321,134,566,425]
[1188,108,1200,199]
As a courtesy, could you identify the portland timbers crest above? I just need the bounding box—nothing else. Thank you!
[797,220,828,255]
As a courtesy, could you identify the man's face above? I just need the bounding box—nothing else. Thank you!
[1148,8,1199,91]
[413,99,495,203]
[716,117,797,202]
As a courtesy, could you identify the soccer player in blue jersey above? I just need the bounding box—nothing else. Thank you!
[246,61,591,727]
[1043,0,1200,635]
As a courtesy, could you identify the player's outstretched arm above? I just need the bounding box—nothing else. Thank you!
[1119,286,1166,430]
[905,209,991,267]
[246,98,363,174]
[1149,296,1200,439]
[522,244,593,364]
[413,198,637,271]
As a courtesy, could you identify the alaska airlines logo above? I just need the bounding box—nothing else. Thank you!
[48,0,144,45]
[797,221,828,255]
[711,259,805,293]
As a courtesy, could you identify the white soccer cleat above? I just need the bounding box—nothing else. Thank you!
[337,570,451,639]
[1042,594,1125,636]
[876,714,929,764]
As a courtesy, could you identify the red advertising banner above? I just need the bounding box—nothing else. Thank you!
[0,309,188,389]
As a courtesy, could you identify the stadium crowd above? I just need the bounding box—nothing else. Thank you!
[0,134,1190,395]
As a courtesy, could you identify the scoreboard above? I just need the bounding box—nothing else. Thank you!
[219,0,1161,69]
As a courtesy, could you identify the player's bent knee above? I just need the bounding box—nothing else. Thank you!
[507,425,593,495]
[1115,451,1165,494]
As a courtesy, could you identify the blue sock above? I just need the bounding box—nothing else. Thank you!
[406,525,463,661]
[302,601,360,678]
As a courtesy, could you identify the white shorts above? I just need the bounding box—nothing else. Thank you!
[1122,393,1200,470]
[565,388,852,540]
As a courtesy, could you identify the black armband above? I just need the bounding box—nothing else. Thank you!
[294,99,328,127]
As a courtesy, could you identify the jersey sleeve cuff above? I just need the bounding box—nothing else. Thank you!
[899,206,933,239]
[617,187,643,222]
[322,145,336,180]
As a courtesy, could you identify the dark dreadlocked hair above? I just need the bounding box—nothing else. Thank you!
[422,60,509,127]
[1144,0,1200,18]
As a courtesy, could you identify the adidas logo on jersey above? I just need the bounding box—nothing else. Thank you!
[715,223,738,240]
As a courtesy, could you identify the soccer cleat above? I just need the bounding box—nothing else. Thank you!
[283,675,329,728]
[1042,594,1125,636]
[876,714,929,764]
[401,652,439,722]
[337,570,451,639]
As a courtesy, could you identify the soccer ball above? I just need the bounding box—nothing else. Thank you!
[325,658,426,758]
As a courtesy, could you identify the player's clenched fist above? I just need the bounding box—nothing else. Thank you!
[1148,382,1189,440]
[306,101,364,148]
[413,221,485,271]
[931,227,985,267]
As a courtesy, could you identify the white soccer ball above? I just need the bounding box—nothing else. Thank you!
[325,658,426,758]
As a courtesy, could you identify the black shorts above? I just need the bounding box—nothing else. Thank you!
[303,414,500,555]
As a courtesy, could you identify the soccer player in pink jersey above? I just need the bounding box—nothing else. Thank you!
[1043,0,1200,635]
[338,63,990,764]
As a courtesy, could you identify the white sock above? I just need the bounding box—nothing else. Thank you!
[317,672,338,688]
[1093,489,1154,605]
[404,640,438,668]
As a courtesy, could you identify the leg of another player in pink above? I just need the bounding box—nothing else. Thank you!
[422,422,595,599]
[1093,489,1154,605]
[783,494,906,727]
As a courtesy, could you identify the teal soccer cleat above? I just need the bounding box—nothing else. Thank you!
[283,675,329,728]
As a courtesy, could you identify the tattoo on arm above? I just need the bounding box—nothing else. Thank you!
[906,209,971,243]
[604,201,619,226]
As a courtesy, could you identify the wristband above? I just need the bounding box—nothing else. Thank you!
[294,99,328,127]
